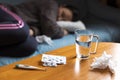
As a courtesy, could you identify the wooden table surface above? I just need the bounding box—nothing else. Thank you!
[0,42,120,80]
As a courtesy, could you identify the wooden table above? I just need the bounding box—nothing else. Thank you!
[0,42,120,80]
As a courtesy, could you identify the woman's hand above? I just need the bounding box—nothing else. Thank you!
[29,29,34,36]
[63,29,68,36]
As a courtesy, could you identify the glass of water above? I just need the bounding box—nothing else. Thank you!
[75,30,99,59]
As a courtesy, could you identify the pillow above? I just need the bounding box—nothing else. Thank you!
[57,20,86,32]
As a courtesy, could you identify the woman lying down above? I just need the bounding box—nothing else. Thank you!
[1,0,86,44]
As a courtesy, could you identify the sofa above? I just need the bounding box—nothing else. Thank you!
[0,0,120,66]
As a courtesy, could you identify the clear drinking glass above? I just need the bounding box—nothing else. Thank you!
[75,30,99,59]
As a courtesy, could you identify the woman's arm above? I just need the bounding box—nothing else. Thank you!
[36,0,66,39]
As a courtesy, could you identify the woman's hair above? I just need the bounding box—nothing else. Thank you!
[107,0,118,7]
[59,4,80,21]
[65,5,80,21]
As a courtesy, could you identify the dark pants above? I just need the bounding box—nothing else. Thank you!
[0,23,38,57]
[0,36,38,57]
[0,5,38,57]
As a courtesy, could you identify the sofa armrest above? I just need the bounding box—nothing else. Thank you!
[87,0,120,25]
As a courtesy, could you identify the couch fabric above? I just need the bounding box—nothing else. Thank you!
[0,0,120,66]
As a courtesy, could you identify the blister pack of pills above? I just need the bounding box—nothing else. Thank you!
[41,54,66,67]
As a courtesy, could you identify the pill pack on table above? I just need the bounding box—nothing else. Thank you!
[41,54,66,67]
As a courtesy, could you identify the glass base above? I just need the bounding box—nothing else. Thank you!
[81,55,89,59]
